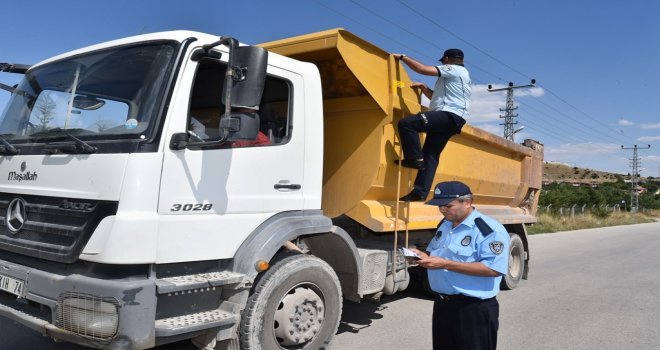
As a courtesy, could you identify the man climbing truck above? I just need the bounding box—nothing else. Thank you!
[0,29,542,349]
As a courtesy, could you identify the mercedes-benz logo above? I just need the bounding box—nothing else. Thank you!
[5,198,27,234]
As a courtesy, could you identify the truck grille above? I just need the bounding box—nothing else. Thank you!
[0,193,118,263]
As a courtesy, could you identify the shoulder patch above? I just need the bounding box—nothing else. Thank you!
[474,217,494,237]
[489,241,505,255]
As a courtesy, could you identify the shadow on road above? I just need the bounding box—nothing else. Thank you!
[337,276,433,335]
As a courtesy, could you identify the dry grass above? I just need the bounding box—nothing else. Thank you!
[528,211,658,234]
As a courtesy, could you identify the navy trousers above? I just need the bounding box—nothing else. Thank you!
[432,296,499,350]
[397,111,465,196]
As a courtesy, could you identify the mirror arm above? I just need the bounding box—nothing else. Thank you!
[198,36,241,139]
[214,37,240,139]
[202,37,238,53]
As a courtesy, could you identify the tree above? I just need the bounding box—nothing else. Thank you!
[34,94,57,131]
[94,117,111,132]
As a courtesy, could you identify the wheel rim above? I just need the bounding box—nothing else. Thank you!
[273,283,325,347]
[509,244,523,279]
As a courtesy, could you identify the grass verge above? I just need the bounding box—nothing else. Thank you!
[527,211,658,234]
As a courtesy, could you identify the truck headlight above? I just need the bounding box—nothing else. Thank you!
[57,293,119,339]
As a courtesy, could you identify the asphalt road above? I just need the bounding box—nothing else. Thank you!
[334,220,660,349]
[2,220,659,349]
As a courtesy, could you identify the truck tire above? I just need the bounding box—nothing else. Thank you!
[500,233,525,290]
[239,254,342,350]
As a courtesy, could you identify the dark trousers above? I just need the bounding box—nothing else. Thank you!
[432,296,499,350]
[397,111,465,196]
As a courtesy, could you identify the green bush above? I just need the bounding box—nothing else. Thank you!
[591,206,610,218]
[540,179,660,210]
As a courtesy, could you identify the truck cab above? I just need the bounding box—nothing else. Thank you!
[0,31,346,350]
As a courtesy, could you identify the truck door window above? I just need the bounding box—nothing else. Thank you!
[188,60,291,147]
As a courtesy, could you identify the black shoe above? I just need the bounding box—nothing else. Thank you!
[399,191,427,202]
[394,159,425,170]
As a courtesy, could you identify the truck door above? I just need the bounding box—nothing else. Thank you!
[157,58,305,261]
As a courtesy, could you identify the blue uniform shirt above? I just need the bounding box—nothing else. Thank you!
[428,64,471,117]
[426,208,509,299]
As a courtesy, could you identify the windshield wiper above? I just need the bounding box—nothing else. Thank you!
[0,134,19,155]
[31,128,97,154]
[45,134,97,154]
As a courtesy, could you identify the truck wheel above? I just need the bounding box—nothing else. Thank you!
[501,233,525,290]
[239,254,342,350]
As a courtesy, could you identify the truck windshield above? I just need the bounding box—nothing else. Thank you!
[0,41,177,148]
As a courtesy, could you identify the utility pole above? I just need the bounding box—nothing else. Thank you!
[488,79,535,141]
[621,144,651,212]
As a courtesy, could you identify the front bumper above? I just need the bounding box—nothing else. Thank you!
[0,257,156,349]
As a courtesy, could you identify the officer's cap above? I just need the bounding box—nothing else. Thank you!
[426,181,472,206]
[439,48,464,61]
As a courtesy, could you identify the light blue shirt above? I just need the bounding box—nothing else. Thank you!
[426,208,509,299]
[428,64,471,117]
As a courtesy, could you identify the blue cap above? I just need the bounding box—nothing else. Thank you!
[425,181,472,206]
[439,48,464,62]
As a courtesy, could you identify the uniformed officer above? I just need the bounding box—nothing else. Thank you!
[409,181,509,350]
[392,50,471,202]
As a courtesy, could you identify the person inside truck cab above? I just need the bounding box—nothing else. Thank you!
[223,106,271,147]
[393,49,471,202]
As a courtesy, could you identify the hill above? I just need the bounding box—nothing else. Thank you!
[543,162,623,185]
[540,162,660,210]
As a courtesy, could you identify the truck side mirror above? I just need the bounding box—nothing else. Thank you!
[221,46,268,109]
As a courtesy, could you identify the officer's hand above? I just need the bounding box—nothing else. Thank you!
[410,82,427,90]
[408,248,429,259]
[417,256,450,270]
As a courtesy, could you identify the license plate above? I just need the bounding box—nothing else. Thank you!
[0,273,24,297]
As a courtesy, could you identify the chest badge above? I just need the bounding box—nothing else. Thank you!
[460,235,472,246]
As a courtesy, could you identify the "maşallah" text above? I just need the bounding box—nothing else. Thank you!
[7,172,38,182]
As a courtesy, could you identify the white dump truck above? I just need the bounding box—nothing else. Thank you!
[0,29,542,349]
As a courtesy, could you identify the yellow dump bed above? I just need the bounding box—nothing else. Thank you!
[260,29,543,232]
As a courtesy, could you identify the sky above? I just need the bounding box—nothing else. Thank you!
[1,0,660,176]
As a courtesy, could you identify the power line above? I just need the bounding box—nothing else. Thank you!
[525,96,630,145]
[312,1,658,160]
[397,0,530,81]
[310,0,431,61]
[518,106,611,145]
[347,0,507,83]
[470,70,639,152]
[512,115,582,145]
[396,0,646,148]
[334,1,600,146]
